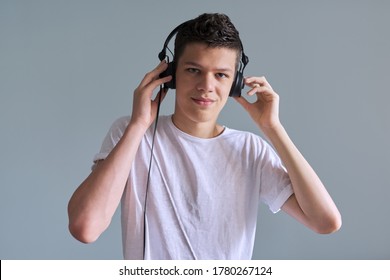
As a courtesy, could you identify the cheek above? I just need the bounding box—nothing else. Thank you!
[175,73,191,93]
[221,82,233,98]
[220,94,230,106]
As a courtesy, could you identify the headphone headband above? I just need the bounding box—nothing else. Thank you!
[158,21,191,61]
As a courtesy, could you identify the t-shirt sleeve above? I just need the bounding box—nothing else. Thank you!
[258,139,294,213]
[91,116,130,169]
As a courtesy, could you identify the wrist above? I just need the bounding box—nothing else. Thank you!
[259,120,283,136]
[129,114,153,131]
[260,122,289,143]
[126,119,150,136]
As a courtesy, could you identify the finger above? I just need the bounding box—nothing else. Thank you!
[150,88,168,120]
[146,75,172,93]
[245,76,273,90]
[246,82,261,96]
[135,71,171,94]
[133,75,171,104]
[247,84,270,96]
[152,87,168,103]
[139,61,169,88]
[233,96,251,111]
[245,77,262,87]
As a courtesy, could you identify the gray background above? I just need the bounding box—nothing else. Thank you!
[1,0,389,259]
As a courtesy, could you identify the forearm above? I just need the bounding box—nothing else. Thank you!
[68,121,147,243]
[236,76,341,232]
[262,123,341,232]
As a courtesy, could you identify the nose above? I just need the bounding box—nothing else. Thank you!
[196,73,215,93]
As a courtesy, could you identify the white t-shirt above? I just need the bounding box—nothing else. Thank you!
[93,115,293,260]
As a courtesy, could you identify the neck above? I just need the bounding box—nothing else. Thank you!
[171,114,224,139]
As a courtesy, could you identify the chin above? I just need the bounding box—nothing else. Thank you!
[189,111,217,123]
[174,107,217,125]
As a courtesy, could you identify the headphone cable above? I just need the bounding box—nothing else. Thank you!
[142,85,164,259]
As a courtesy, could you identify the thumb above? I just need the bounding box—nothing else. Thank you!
[234,96,251,112]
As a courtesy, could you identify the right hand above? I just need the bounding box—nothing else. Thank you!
[130,61,172,129]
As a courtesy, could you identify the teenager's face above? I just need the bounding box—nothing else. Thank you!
[174,42,238,125]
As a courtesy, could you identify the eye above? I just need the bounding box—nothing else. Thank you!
[186,68,200,74]
[216,73,229,79]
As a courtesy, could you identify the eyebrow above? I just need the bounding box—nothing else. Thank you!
[183,61,234,73]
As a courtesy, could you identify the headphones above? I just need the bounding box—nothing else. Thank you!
[158,20,249,97]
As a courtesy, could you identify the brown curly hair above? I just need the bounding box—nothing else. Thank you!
[174,13,242,67]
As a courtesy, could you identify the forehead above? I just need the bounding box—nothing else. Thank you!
[177,42,238,68]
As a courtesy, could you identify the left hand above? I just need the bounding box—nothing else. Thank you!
[234,76,281,132]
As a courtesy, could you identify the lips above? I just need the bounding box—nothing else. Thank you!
[191,97,215,106]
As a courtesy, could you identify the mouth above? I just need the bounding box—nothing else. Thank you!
[191,97,215,106]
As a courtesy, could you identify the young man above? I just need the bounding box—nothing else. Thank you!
[68,13,341,259]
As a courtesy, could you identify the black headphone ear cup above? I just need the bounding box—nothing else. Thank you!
[229,71,244,97]
[159,62,176,89]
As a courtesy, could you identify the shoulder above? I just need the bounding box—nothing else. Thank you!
[221,127,273,156]
[110,116,131,131]
[100,116,131,146]
[223,127,268,146]
[103,115,130,138]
